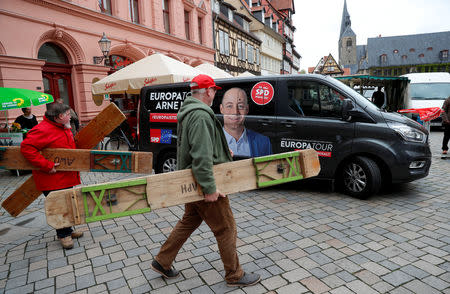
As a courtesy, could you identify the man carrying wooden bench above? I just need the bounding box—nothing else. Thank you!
[151,74,261,287]
[20,103,83,249]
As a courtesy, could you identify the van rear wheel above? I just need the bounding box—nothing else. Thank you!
[339,156,381,199]
[157,152,177,173]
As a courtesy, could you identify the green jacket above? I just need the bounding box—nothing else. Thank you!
[176,96,232,194]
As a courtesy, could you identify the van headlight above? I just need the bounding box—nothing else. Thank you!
[388,123,426,143]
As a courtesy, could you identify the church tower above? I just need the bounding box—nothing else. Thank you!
[338,0,357,68]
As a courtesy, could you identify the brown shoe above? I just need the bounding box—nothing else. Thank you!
[71,230,84,239]
[59,236,74,249]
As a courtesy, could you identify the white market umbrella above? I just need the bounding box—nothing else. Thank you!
[195,63,233,79]
[237,71,255,77]
[92,53,204,95]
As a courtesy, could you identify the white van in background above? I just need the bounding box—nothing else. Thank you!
[401,72,450,126]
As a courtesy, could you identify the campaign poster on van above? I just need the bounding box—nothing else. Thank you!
[147,90,190,123]
[280,138,334,157]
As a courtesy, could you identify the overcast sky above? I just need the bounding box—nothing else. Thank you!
[292,0,450,71]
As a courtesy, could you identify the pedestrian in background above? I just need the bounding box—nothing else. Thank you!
[150,74,260,287]
[441,95,450,155]
[372,86,385,108]
[14,107,38,130]
[20,103,83,249]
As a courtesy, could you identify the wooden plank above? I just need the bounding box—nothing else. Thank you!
[1,103,126,217]
[45,149,320,229]
[0,146,152,173]
[74,103,125,149]
[0,176,39,217]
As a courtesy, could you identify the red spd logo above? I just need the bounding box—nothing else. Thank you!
[251,82,274,105]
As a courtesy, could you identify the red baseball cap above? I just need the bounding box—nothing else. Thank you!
[190,74,222,90]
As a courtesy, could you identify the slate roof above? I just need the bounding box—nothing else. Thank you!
[367,31,450,67]
[357,45,368,70]
[341,26,356,38]
[343,64,358,75]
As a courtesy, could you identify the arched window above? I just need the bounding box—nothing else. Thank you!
[38,42,68,64]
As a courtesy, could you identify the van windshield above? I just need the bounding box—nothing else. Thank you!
[410,83,450,100]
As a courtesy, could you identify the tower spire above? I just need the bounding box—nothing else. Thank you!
[340,0,352,38]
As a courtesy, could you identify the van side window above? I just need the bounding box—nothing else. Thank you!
[287,81,320,116]
[318,84,344,118]
[287,81,344,118]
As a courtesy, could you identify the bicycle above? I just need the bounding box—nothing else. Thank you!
[103,128,136,151]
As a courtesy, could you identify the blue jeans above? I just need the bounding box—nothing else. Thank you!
[43,188,73,238]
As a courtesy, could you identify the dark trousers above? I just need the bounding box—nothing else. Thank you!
[442,124,450,151]
[155,197,243,283]
[43,188,73,238]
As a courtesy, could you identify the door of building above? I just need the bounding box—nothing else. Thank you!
[38,42,74,108]
[42,64,74,109]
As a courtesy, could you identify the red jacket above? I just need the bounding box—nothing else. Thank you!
[20,116,80,191]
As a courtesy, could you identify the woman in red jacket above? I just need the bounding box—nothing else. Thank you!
[21,103,82,249]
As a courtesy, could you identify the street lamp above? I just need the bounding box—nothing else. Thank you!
[93,32,111,66]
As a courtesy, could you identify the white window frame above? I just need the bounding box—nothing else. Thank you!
[247,44,254,64]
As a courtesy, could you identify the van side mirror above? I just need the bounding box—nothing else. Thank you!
[342,99,354,121]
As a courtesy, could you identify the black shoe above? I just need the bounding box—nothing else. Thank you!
[151,260,180,279]
[227,272,260,287]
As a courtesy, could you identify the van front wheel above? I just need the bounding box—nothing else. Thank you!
[157,152,177,173]
[339,156,381,199]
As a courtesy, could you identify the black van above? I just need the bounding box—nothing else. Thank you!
[138,74,431,198]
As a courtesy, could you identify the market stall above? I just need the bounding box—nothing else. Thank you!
[336,75,409,112]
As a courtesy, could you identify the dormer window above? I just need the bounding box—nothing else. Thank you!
[243,20,249,32]
[393,49,399,54]
[228,8,233,22]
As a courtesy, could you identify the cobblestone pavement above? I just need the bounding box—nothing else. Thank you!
[0,131,449,294]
